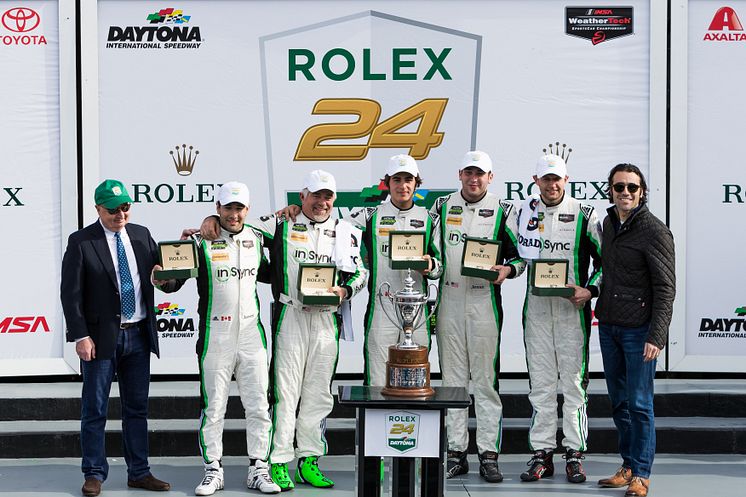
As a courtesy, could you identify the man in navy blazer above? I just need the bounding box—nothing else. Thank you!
[62,179,172,497]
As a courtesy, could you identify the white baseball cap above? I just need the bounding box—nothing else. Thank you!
[216,181,250,207]
[460,150,493,173]
[303,169,337,194]
[386,154,419,177]
[535,154,568,178]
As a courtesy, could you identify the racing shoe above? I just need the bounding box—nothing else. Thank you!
[270,463,294,492]
[520,449,554,482]
[563,448,586,483]
[195,467,224,496]
[446,450,469,479]
[478,451,503,483]
[446,450,469,478]
[295,456,335,488]
[248,460,281,494]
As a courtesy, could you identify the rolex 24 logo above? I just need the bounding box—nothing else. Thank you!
[386,411,419,453]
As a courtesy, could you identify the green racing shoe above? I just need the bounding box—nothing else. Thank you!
[270,462,295,491]
[295,456,335,488]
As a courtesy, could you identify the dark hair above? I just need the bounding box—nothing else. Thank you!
[382,174,423,188]
[606,163,648,205]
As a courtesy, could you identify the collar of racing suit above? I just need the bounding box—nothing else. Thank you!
[459,190,489,207]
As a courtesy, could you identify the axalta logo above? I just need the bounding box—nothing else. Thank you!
[0,316,50,333]
[698,306,746,338]
[105,8,202,49]
[0,7,47,46]
[704,7,746,41]
[155,302,195,337]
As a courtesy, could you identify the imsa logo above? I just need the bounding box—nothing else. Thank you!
[386,411,419,453]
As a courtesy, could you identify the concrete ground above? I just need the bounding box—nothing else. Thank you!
[1,453,744,497]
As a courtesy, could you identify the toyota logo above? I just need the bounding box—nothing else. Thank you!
[1,7,40,33]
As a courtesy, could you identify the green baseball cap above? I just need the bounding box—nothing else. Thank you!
[94,179,133,209]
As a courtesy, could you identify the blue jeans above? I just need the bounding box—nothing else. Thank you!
[599,322,656,478]
[80,324,151,481]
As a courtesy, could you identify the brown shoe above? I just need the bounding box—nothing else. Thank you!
[82,478,102,497]
[127,474,171,491]
[625,476,650,496]
[598,466,633,488]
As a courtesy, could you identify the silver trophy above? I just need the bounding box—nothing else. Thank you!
[377,269,438,397]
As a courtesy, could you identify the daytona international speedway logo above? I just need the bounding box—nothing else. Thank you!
[105,7,202,49]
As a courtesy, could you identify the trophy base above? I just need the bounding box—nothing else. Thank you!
[382,345,434,398]
[381,386,435,398]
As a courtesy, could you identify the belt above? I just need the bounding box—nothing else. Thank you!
[120,320,142,329]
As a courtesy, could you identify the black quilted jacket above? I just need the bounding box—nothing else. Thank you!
[595,204,676,349]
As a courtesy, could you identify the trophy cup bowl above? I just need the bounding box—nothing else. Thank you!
[377,269,437,397]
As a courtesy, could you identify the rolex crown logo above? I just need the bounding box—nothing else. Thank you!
[542,141,572,163]
[170,144,199,176]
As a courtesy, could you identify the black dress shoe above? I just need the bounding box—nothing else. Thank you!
[127,474,171,491]
[82,478,102,497]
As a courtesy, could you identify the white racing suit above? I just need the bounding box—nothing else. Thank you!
[431,192,526,454]
[346,202,442,386]
[250,213,367,464]
[166,227,273,465]
[518,195,602,452]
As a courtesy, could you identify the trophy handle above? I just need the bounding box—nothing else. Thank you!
[377,282,400,328]
[426,283,440,316]
[408,283,439,331]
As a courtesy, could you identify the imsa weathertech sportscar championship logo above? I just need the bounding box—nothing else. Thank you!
[105,7,202,49]
[386,411,420,453]
[565,7,634,45]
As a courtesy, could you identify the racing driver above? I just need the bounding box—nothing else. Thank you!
[431,150,526,483]
[160,182,280,494]
[516,152,602,484]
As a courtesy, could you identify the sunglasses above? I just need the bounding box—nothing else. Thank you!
[106,203,131,215]
[612,183,640,194]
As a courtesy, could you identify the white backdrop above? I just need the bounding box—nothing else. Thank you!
[0,0,77,376]
[668,0,746,371]
[82,0,665,374]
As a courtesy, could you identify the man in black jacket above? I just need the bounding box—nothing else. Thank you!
[61,179,172,497]
[595,164,675,497]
